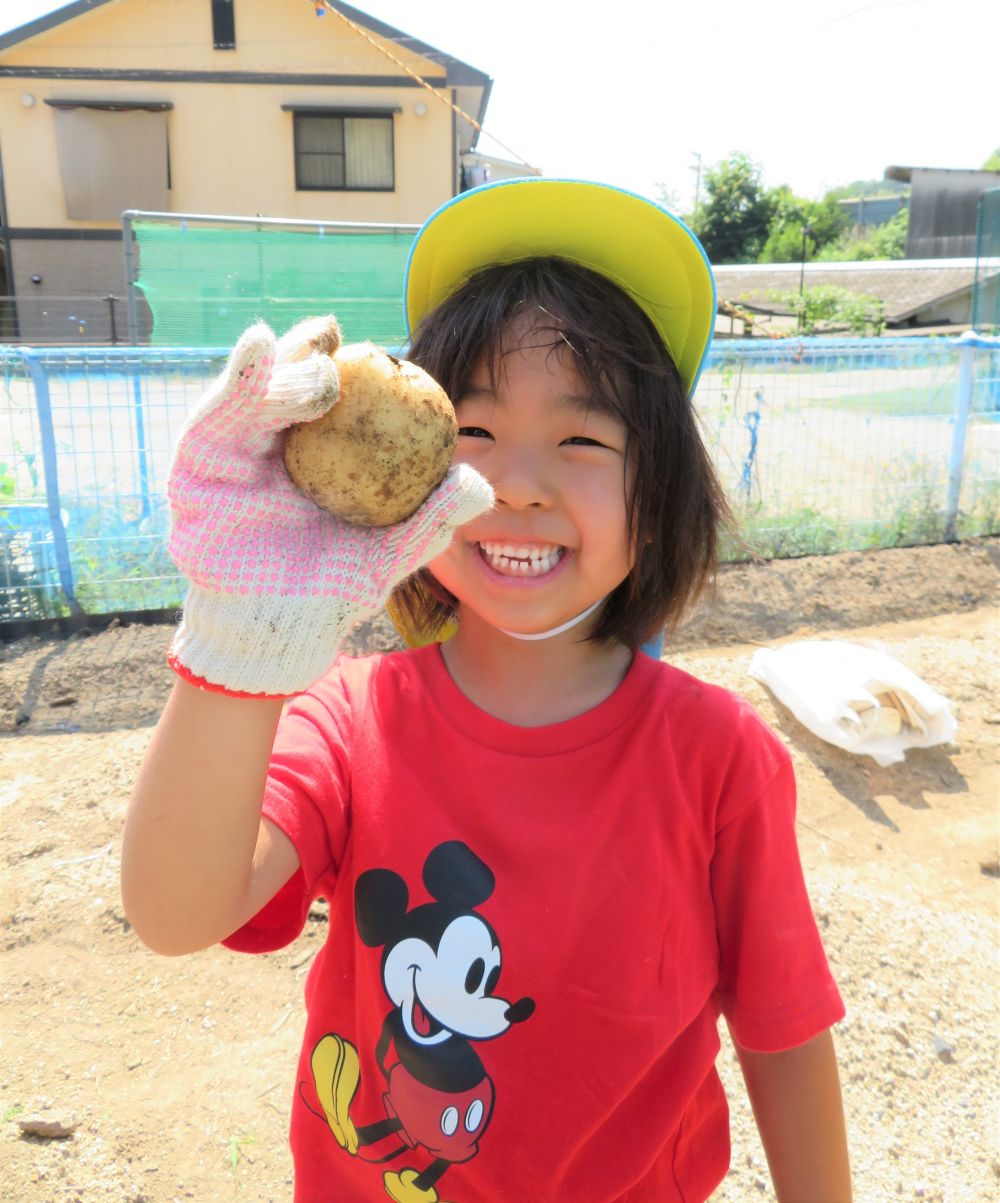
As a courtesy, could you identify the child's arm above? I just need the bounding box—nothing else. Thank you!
[122,680,296,956]
[733,1028,852,1203]
[122,317,492,957]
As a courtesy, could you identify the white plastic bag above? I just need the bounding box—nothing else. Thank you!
[748,639,957,766]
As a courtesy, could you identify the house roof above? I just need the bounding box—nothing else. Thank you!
[886,165,1000,184]
[0,1,112,49]
[1,1,485,81]
[0,2,493,143]
[713,259,985,323]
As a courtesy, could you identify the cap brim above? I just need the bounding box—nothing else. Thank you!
[404,178,716,395]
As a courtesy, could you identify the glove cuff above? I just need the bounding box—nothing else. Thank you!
[165,651,291,700]
[169,584,360,698]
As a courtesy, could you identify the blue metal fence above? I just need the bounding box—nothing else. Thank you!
[1,346,225,621]
[2,335,998,625]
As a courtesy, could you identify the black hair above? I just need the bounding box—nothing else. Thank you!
[393,256,731,650]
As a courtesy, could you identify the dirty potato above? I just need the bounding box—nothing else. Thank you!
[283,342,457,526]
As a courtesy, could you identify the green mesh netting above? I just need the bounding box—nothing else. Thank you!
[973,189,1000,333]
[133,221,416,347]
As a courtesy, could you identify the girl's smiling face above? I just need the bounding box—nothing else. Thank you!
[427,318,636,640]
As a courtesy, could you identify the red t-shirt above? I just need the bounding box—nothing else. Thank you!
[224,645,844,1203]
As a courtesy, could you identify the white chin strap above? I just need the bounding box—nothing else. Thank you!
[496,596,607,642]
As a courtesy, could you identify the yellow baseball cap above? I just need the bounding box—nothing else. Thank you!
[404,177,717,396]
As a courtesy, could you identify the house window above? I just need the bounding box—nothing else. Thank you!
[211,0,236,50]
[290,111,395,192]
[46,100,172,220]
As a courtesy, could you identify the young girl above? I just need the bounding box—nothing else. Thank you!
[123,178,851,1203]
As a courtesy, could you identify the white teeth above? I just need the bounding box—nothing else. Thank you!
[480,542,561,560]
[478,542,565,577]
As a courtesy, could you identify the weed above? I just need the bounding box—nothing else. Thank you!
[955,469,1000,539]
[68,499,181,613]
[767,286,886,335]
[869,456,947,548]
[227,1134,256,1189]
[720,452,982,560]
[724,505,847,561]
[1,442,66,619]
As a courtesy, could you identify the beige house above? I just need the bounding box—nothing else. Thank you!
[0,0,510,341]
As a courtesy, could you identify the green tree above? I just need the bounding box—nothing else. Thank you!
[690,153,773,264]
[982,147,1000,171]
[758,188,846,263]
[817,206,909,261]
[769,286,885,335]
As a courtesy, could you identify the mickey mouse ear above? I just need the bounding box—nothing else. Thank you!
[423,841,495,910]
[355,868,410,947]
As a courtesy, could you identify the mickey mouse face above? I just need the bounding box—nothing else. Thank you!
[356,843,534,1046]
[383,914,511,1045]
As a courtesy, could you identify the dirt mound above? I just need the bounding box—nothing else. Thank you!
[2,539,996,735]
[1,539,998,1202]
[677,537,999,647]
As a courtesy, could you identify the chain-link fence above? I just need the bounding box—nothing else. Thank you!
[0,295,137,346]
[2,335,999,629]
[1,346,224,623]
[973,188,1000,334]
[703,335,999,557]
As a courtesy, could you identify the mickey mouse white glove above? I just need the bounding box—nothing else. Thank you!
[166,317,492,697]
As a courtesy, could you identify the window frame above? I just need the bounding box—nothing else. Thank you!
[286,107,398,194]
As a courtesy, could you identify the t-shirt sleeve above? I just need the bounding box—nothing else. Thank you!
[711,716,845,1052]
[222,680,353,955]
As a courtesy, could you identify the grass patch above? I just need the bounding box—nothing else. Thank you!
[1,499,182,620]
[727,492,945,563]
[724,450,999,560]
[956,473,1000,539]
[725,497,998,563]
[723,506,848,561]
[791,385,955,417]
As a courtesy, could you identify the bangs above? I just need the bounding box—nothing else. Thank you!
[458,317,630,435]
[413,257,666,436]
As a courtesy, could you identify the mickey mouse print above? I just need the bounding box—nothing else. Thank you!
[306,842,535,1203]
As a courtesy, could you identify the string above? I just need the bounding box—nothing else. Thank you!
[314,1,538,171]
[496,596,606,641]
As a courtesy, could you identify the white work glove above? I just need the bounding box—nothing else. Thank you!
[166,316,492,697]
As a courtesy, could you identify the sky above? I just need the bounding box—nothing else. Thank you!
[2,0,996,209]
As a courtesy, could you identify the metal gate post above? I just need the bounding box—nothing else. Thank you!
[19,349,83,614]
[122,211,139,345]
[944,333,976,542]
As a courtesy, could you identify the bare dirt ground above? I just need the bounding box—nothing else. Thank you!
[1,539,997,1203]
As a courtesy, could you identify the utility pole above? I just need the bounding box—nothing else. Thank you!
[798,224,813,332]
[690,152,702,220]
[798,223,813,296]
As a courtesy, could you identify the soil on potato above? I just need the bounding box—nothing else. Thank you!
[1,539,997,1203]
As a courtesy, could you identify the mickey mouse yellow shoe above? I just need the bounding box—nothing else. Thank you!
[383,1168,440,1203]
[310,1033,360,1155]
